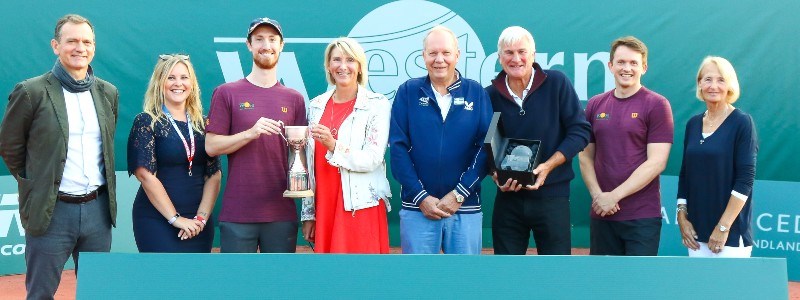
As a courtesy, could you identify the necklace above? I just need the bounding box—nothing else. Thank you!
[703,106,730,128]
[329,92,356,137]
[700,106,731,145]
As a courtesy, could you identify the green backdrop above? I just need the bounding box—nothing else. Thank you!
[1,0,799,279]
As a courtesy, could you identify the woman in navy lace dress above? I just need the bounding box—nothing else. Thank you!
[127,54,221,252]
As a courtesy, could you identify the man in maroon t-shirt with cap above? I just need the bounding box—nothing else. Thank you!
[205,17,307,253]
[579,36,674,256]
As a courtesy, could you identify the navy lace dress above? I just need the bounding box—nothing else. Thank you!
[127,113,220,252]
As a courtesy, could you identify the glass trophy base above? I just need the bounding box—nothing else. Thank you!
[283,190,314,198]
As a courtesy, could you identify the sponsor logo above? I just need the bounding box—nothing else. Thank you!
[239,101,255,110]
[1,244,25,256]
[631,112,639,118]
[464,101,474,111]
[596,112,610,120]
[213,1,614,102]
[0,194,24,238]
[281,106,288,113]
[453,97,465,106]
[1,193,25,256]
[756,213,800,234]
[418,97,430,106]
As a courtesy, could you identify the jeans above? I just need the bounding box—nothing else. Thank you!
[399,209,482,254]
[25,192,111,300]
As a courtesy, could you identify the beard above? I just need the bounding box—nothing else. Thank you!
[253,51,279,70]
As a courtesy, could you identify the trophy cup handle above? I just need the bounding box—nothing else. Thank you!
[276,120,289,145]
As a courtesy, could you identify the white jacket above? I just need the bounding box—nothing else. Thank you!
[300,86,392,221]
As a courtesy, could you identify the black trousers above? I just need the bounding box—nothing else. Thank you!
[590,217,662,256]
[492,193,571,255]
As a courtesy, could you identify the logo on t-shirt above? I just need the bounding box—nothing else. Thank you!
[631,112,639,118]
[419,97,430,106]
[464,101,474,111]
[596,112,610,120]
[281,106,288,113]
[239,101,255,110]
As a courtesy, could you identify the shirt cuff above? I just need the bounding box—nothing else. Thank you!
[731,190,748,202]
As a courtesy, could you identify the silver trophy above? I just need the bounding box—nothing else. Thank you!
[281,125,314,198]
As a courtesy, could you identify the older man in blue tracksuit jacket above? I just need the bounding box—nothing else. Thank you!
[389,26,492,254]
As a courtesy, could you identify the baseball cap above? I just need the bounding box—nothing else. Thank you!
[248,17,283,39]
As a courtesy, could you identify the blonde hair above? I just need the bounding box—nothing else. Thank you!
[143,54,205,132]
[696,56,741,104]
[323,37,368,86]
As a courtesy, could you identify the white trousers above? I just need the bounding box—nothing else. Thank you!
[688,236,752,258]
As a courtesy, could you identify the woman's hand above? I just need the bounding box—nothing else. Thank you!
[302,221,316,243]
[310,124,336,151]
[677,216,700,250]
[707,227,730,254]
[173,217,201,240]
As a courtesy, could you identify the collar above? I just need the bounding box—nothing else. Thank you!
[505,69,535,100]
[491,63,547,103]
[423,69,463,97]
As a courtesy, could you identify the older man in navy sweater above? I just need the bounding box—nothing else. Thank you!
[390,25,493,254]
[485,26,591,255]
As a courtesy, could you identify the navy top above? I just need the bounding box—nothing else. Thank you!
[389,70,493,213]
[127,113,220,252]
[486,63,591,197]
[677,108,758,246]
[127,113,220,218]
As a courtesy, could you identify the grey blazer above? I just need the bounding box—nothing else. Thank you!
[0,72,119,236]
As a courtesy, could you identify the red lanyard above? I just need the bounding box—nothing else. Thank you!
[164,108,195,176]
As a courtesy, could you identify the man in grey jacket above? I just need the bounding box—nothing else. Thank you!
[0,14,118,299]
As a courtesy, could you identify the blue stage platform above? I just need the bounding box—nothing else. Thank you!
[77,253,787,299]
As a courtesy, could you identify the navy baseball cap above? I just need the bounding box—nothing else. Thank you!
[248,17,283,39]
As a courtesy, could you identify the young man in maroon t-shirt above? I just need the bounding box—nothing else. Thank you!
[579,36,674,256]
[205,17,307,253]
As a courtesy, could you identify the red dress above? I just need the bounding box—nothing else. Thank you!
[313,97,389,253]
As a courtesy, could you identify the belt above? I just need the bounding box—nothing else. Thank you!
[57,185,107,204]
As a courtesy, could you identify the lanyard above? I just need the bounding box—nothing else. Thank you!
[163,105,195,176]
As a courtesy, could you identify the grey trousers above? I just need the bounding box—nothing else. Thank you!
[25,192,111,300]
[219,221,297,253]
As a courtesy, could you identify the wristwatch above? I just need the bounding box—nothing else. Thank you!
[718,225,728,232]
[453,190,465,203]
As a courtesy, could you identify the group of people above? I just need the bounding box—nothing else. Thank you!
[0,14,758,300]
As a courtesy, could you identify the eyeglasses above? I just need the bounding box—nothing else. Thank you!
[159,54,190,61]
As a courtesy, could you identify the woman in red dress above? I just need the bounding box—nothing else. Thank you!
[301,37,392,253]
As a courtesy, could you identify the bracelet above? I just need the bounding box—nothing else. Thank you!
[676,205,688,214]
[194,215,207,225]
[168,213,180,225]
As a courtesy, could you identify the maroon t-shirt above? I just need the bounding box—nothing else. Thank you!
[206,79,307,222]
[585,87,674,221]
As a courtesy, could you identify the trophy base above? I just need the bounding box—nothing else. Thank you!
[283,190,314,198]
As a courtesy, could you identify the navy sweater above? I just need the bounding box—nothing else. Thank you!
[390,72,493,213]
[485,63,591,197]
[677,109,758,246]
